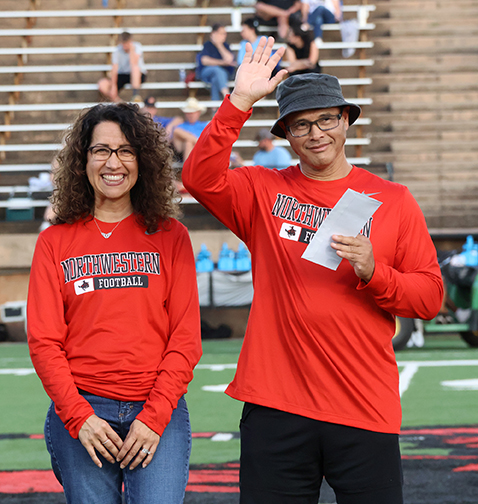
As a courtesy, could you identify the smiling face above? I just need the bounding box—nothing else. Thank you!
[86,121,138,213]
[284,106,351,180]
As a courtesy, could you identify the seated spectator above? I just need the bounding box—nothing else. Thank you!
[172,98,209,162]
[141,96,184,142]
[252,129,292,170]
[196,24,236,102]
[108,32,147,103]
[237,18,283,76]
[300,0,342,47]
[284,23,322,76]
[237,18,262,65]
[254,0,301,39]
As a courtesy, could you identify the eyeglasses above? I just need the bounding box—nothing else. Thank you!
[87,145,137,162]
[286,113,343,138]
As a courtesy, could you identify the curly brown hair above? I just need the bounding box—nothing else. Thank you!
[52,102,180,234]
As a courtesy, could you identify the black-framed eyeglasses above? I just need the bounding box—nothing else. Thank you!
[87,145,137,162]
[286,113,343,138]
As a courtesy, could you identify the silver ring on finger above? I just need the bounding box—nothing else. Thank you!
[102,439,111,445]
[141,447,152,455]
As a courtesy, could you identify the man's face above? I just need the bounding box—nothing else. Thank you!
[144,105,157,117]
[185,111,202,124]
[284,107,349,178]
[258,138,273,151]
[211,27,227,45]
[122,40,132,52]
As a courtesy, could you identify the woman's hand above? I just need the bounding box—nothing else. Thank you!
[230,36,288,112]
[78,414,123,468]
[116,419,160,470]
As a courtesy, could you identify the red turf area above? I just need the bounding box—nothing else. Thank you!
[0,464,240,494]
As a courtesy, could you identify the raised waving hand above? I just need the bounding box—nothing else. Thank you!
[230,36,288,112]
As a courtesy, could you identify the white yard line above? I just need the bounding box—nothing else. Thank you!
[398,363,420,397]
[397,360,478,397]
[195,363,237,371]
[397,360,478,367]
[0,368,36,376]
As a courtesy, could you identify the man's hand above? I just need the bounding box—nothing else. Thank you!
[116,419,160,470]
[78,414,123,468]
[230,36,288,112]
[331,234,375,282]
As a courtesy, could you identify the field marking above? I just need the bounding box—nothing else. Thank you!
[397,360,478,397]
[0,368,36,376]
[441,379,478,391]
[3,360,478,400]
[202,384,229,393]
[195,364,237,371]
[399,363,419,397]
[211,433,234,442]
[397,360,478,367]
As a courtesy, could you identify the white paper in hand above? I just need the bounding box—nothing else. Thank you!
[301,188,382,270]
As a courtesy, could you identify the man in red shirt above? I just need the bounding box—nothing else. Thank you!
[183,37,443,504]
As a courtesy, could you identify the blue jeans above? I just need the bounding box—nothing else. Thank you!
[45,393,191,504]
[308,6,337,39]
[198,66,229,101]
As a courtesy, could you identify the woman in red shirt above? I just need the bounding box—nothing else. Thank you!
[28,102,202,504]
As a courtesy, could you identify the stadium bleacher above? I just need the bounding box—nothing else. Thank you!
[0,1,375,224]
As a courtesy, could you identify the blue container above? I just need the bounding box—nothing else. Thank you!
[217,243,236,271]
[195,243,214,272]
[235,243,251,271]
[462,235,478,267]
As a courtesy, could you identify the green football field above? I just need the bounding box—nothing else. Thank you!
[1,335,478,472]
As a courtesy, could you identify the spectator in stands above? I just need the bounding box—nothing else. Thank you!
[196,24,236,102]
[172,97,209,161]
[283,22,322,76]
[300,0,342,47]
[237,18,262,65]
[252,128,292,169]
[109,32,147,103]
[182,37,443,504]
[141,96,184,142]
[238,18,283,75]
[28,102,201,504]
[254,0,301,39]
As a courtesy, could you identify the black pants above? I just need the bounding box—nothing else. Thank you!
[239,403,403,504]
[117,73,147,91]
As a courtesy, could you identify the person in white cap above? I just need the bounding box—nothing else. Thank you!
[172,98,209,161]
[183,37,443,504]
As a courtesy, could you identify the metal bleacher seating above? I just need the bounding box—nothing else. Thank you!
[0,2,376,222]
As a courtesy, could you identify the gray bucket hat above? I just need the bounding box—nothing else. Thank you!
[270,73,362,139]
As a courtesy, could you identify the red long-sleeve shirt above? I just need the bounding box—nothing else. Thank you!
[182,97,443,434]
[28,215,202,438]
